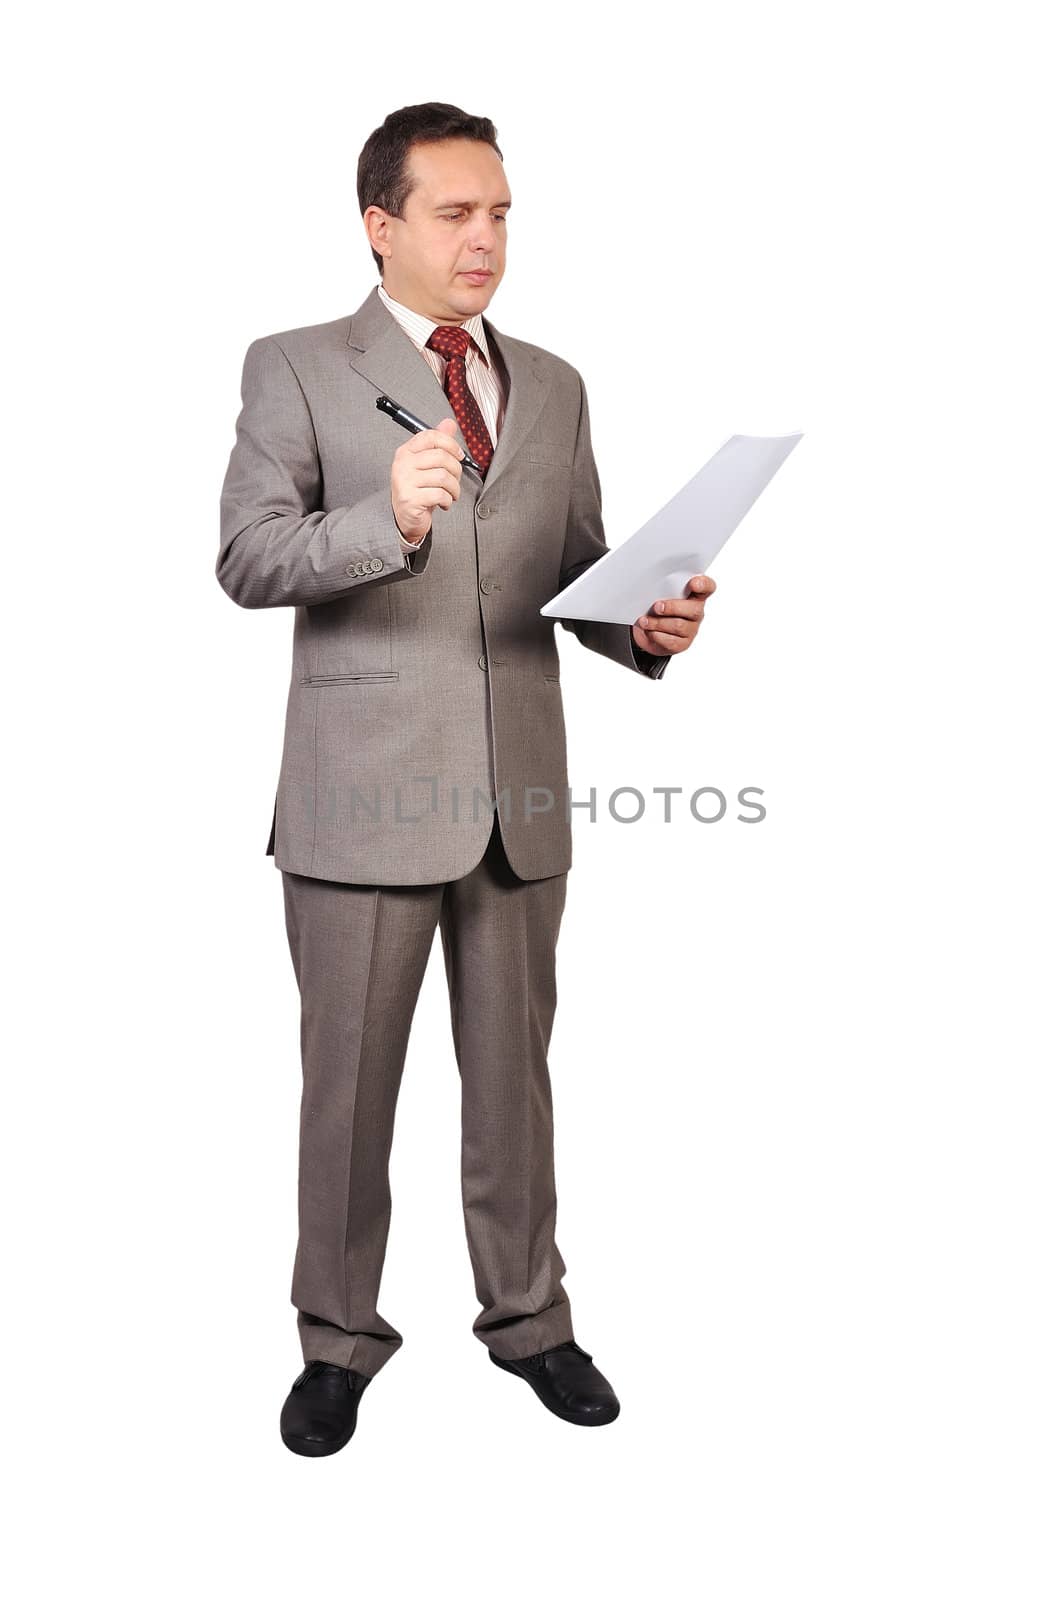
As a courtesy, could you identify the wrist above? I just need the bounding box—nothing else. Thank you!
[394,513,425,549]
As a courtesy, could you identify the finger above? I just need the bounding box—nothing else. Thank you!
[644,598,704,622]
[640,628,686,654]
[416,448,463,473]
[404,487,455,514]
[643,601,701,624]
[635,614,694,638]
[408,428,464,458]
[409,451,463,486]
[435,419,466,458]
[631,628,666,657]
[641,581,715,617]
[419,464,462,494]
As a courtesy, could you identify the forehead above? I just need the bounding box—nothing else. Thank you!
[406,138,511,203]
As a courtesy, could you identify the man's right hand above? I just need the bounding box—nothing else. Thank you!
[391,417,464,546]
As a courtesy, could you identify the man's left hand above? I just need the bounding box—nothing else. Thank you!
[632,575,716,657]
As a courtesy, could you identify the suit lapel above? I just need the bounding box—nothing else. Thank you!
[477,319,548,492]
[346,286,549,495]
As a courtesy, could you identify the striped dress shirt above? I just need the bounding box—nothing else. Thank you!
[377,282,508,552]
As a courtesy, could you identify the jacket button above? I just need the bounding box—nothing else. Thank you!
[345,563,358,576]
[370,557,384,572]
[479,577,491,594]
[477,654,488,671]
[476,502,492,518]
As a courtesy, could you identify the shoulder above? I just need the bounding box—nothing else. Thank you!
[245,312,352,362]
[489,327,584,396]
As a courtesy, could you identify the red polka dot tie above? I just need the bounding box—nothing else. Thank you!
[425,325,494,477]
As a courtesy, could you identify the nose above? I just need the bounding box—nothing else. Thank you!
[466,212,495,255]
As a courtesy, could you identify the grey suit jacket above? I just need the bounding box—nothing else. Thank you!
[217,284,669,885]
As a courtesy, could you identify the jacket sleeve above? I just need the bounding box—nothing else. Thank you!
[217,336,432,609]
[556,372,670,680]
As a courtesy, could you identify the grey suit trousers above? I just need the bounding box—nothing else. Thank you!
[280,816,574,1378]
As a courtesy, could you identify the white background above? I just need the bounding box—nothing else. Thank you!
[5,2,1060,1595]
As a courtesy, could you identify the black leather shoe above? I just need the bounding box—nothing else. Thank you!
[489,1339,620,1425]
[280,1360,373,1456]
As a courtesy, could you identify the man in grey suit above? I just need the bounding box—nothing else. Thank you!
[218,102,713,1455]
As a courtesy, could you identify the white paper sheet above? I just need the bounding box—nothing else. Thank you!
[540,432,803,624]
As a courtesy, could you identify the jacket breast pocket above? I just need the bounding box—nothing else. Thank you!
[522,444,573,469]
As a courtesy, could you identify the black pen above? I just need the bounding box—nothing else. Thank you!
[375,393,484,477]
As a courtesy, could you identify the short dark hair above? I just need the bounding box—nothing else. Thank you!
[357,102,504,277]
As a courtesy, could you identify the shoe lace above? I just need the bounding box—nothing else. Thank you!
[294,1359,365,1391]
[535,1339,594,1368]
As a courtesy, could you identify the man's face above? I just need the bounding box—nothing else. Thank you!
[366,138,510,324]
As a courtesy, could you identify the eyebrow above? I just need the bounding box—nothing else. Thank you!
[434,199,512,211]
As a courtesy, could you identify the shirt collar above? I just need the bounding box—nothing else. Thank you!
[377,282,493,370]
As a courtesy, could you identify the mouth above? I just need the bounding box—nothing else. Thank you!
[460,271,493,283]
